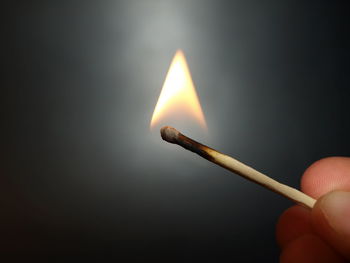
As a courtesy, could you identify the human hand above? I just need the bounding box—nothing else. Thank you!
[276,157,350,263]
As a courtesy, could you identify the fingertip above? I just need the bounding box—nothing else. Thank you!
[301,157,350,199]
[276,205,312,248]
[311,191,350,260]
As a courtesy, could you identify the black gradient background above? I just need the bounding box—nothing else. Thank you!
[3,1,349,262]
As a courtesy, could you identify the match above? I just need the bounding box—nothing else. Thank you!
[160,126,316,209]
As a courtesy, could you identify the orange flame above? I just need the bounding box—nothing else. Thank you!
[150,50,207,129]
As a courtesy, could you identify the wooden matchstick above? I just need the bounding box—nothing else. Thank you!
[160,126,316,209]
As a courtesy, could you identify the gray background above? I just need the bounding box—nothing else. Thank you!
[3,0,349,261]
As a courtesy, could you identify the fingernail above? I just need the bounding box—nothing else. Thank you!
[320,191,350,236]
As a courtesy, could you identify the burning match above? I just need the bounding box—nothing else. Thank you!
[152,51,315,209]
[161,126,316,209]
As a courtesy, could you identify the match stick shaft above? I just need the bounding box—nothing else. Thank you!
[161,126,316,209]
[207,148,316,208]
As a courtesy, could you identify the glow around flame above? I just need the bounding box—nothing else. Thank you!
[150,50,207,129]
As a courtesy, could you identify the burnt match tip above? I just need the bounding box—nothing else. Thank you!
[160,126,180,144]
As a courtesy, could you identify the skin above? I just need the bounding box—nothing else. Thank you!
[276,157,350,263]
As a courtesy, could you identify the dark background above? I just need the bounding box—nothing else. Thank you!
[3,0,349,262]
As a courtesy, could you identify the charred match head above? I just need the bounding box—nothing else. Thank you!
[160,126,215,161]
[160,126,180,144]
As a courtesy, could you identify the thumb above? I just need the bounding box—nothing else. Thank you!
[311,191,350,260]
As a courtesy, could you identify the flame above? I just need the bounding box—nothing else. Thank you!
[150,50,207,129]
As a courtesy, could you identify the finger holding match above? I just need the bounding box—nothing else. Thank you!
[160,126,316,209]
